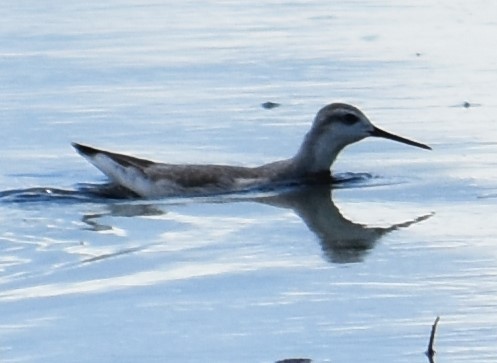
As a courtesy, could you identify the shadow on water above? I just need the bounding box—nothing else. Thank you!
[0,173,432,264]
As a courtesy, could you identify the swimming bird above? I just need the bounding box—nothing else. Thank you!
[73,103,431,198]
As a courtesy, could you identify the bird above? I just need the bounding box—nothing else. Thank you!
[72,103,431,198]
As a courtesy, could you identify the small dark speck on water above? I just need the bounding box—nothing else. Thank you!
[451,101,480,108]
[261,101,281,109]
[275,359,312,363]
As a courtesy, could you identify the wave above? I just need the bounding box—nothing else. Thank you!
[0,172,387,204]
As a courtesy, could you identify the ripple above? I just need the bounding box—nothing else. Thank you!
[0,172,408,205]
[0,183,137,203]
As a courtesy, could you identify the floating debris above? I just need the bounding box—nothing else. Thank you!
[261,101,281,109]
[450,101,481,108]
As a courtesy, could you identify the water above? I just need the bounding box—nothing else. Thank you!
[1,1,497,362]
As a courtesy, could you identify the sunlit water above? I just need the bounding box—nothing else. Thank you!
[2,1,497,362]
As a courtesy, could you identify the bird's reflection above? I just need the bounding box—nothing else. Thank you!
[82,203,164,232]
[251,185,432,263]
[81,184,432,264]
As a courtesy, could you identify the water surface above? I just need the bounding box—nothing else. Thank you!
[2,1,497,362]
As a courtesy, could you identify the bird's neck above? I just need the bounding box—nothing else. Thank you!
[291,129,346,175]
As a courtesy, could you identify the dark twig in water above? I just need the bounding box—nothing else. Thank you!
[426,316,440,361]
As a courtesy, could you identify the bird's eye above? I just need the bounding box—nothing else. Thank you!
[343,113,360,125]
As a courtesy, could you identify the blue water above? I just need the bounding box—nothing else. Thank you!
[2,1,497,362]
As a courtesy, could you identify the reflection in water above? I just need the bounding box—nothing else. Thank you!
[71,183,432,264]
[82,203,165,232]
[0,181,432,264]
[251,185,433,263]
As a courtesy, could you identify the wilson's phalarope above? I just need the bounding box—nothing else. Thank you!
[73,103,431,198]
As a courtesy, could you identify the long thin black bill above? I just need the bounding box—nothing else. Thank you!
[370,126,431,150]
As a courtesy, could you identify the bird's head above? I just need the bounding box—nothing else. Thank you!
[294,103,431,173]
[312,103,431,150]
